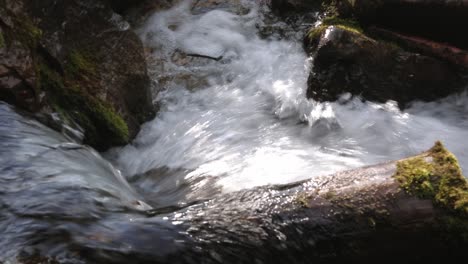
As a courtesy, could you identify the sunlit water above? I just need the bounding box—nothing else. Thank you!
[111,0,468,195]
[1,0,468,261]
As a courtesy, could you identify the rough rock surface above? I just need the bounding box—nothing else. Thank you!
[0,0,156,150]
[305,25,466,107]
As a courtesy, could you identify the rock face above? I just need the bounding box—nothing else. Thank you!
[0,0,156,150]
[305,24,466,107]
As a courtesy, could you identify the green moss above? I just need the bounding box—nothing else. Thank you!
[394,141,468,215]
[295,192,311,208]
[322,16,363,34]
[0,31,5,48]
[306,24,328,47]
[66,50,97,78]
[395,157,435,198]
[306,17,363,49]
[14,16,42,48]
[38,63,129,150]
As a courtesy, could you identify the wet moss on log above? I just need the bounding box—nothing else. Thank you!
[70,142,468,264]
[395,141,468,215]
[395,142,468,242]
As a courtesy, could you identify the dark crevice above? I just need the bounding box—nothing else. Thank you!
[361,3,468,49]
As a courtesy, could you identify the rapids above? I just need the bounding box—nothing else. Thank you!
[0,0,467,262]
[111,0,468,197]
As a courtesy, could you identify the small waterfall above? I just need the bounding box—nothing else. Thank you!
[0,0,467,261]
[111,0,468,197]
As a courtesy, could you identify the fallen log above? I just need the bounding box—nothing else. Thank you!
[369,26,468,69]
[71,142,468,263]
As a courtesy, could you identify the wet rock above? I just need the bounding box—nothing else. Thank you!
[0,0,156,150]
[305,25,466,107]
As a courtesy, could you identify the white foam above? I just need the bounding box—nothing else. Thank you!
[114,1,468,193]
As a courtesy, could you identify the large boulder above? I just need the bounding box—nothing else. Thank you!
[305,23,466,107]
[0,0,156,150]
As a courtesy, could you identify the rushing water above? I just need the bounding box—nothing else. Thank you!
[110,0,468,196]
[1,0,468,262]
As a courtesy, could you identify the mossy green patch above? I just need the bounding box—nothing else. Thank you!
[395,157,435,199]
[66,50,97,78]
[306,24,328,47]
[322,16,363,34]
[13,16,42,48]
[395,141,468,215]
[295,192,312,208]
[306,17,363,49]
[38,63,129,150]
[0,31,5,48]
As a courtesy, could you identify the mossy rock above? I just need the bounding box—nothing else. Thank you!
[0,31,5,48]
[38,63,129,150]
[1,0,156,150]
[12,15,42,48]
[66,50,97,78]
[305,16,363,52]
[305,20,464,107]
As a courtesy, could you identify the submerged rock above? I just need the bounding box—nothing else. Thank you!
[0,0,156,150]
[305,23,466,107]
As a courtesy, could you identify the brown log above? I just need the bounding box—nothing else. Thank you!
[369,26,468,69]
[74,142,468,263]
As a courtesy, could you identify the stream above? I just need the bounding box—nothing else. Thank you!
[1,0,468,262]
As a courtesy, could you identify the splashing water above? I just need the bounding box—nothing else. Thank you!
[1,0,468,261]
[109,0,468,196]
